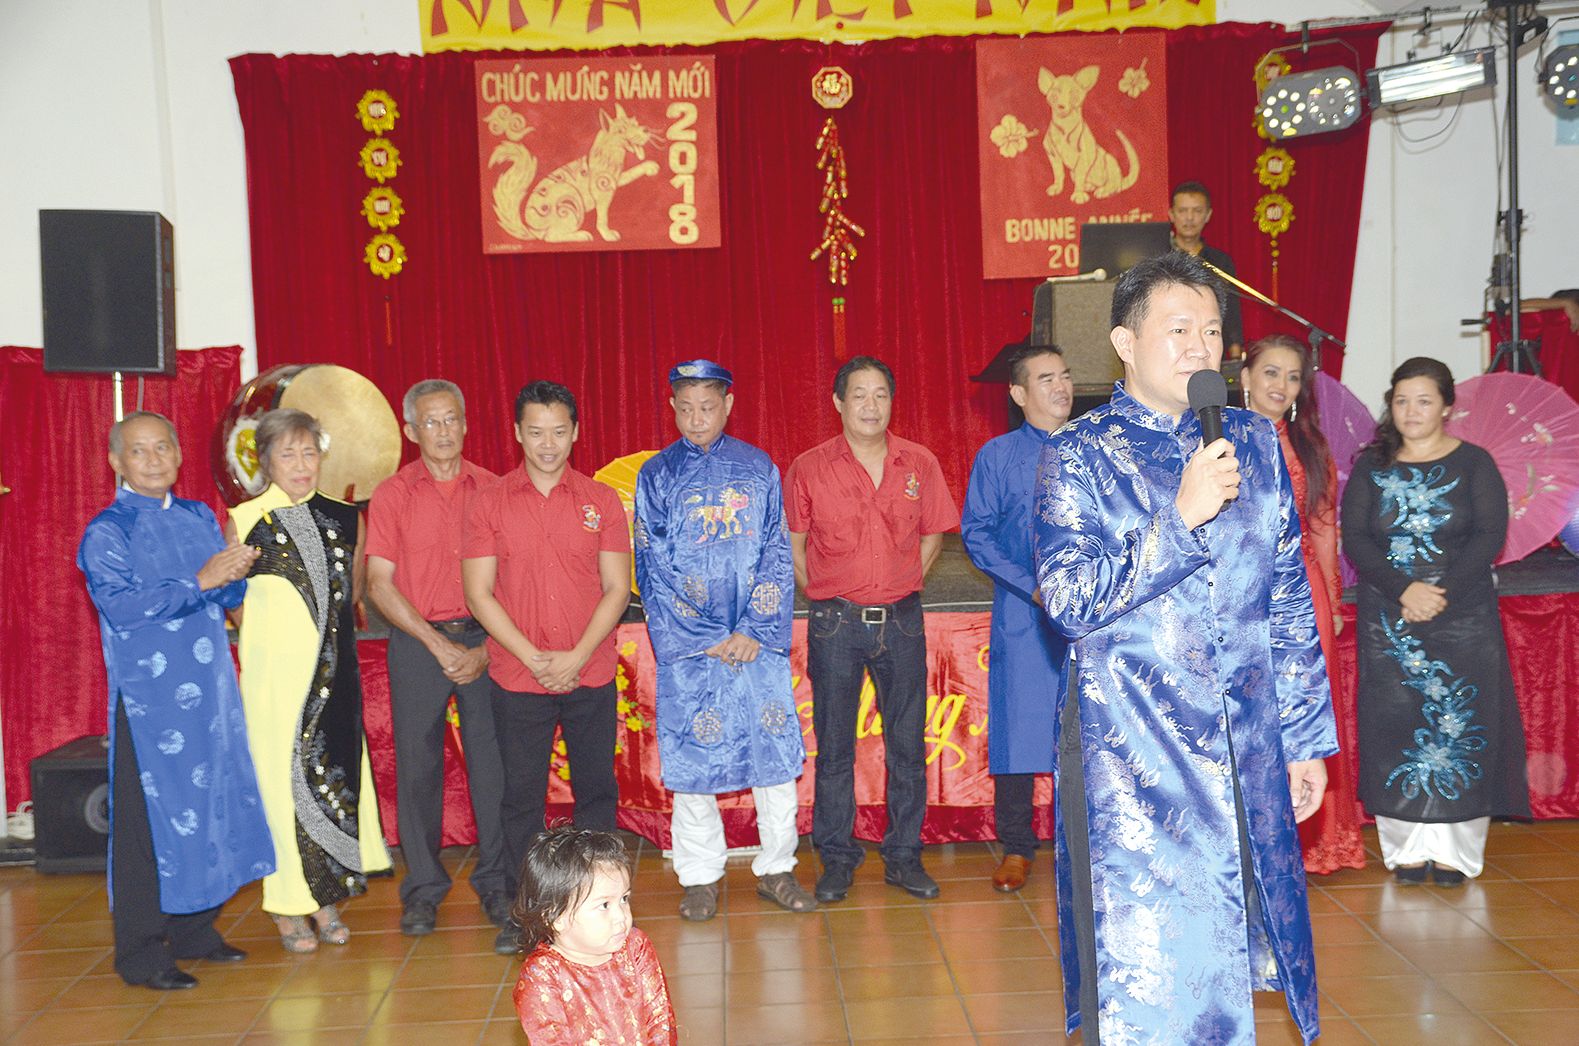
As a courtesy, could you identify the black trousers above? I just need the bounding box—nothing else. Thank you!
[993,772,1041,859]
[807,595,929,868]
[491,680,618,894]
[112,697,223,985]
[388,625,509,906]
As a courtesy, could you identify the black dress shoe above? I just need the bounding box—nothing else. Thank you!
[814,864,855,903]
[480,891,513,929]
[201,943,247,963]
[494,919,524,956]
[884,862,941,900]
[143,968,198,991]
[401,899,438,936]
[1393,863,1428,885]
[1430,863,1467,886]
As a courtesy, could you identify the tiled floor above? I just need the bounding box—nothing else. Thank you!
[6,822,1579,1043]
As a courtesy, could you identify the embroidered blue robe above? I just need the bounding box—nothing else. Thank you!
[78,488,275,913]
[634,434,804,794]
[1033,384,1337,1046]
[961,421,1068,775]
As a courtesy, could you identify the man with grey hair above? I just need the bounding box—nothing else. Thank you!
[79,411,274,988]
[366,380,509,935]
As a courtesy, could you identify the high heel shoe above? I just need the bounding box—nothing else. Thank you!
[313,905,350,945]
[273,914,319,954]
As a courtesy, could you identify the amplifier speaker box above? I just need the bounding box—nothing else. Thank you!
[1032,279,1123,394]
[40,209,176,376]
[29,735,111,874]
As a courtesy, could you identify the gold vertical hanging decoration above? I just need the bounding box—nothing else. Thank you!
[809,66,862,361]
[357,90,405,290]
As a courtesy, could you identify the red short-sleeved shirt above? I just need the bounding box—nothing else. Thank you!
[785,433,959,604]
[461,466,630,693]
[365,458,498,621]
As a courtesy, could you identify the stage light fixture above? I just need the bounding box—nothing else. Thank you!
[1539,43,1579,108]
[1365,47,1496,107]
[1258,67,1363,140]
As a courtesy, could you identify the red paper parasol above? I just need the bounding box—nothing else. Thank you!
[1448,372,1579,564]
[1314,371,1377,588]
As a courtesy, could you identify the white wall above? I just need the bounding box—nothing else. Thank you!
[1,0,1575,403]
[1223,0,1579,404]
[0,0,419,378]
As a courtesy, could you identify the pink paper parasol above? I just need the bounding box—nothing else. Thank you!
[1313,371,1377,588]
[1448,372,1579,564]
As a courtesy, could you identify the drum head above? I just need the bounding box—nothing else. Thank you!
[213,364,401,505]
[278,366,402,503]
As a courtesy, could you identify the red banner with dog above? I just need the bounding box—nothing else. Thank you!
[475,55,720,253]
[975,33,1169,279]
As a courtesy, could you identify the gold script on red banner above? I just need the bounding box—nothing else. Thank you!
[976,33,1169,279]
[475,56,721,254]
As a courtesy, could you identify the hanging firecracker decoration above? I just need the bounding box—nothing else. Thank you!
[809,67,862,359]
[810,118,865,286]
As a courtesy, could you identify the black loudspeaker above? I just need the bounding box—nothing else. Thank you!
[40,210,176,375]
[29,734,111,874]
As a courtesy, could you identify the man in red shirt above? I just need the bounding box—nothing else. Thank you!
[785,356,959,903]
[462,380,632,954]
[367,380,509,938]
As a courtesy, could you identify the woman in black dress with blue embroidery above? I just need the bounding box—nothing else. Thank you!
[1343,357,1529,885]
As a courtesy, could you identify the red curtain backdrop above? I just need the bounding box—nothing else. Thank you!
[230,23,1382,494]
[1490,308,1579,404]
[0,25,1388,811]
[0,347,241,806]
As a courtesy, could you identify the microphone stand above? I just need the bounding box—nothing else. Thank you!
[1198,259,1347,369]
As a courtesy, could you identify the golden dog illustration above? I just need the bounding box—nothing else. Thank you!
[689,487,750,541]
[1038,65,1139,204]
[488,103,661,243]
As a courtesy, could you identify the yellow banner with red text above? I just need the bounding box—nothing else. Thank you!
[422,0,1214,53]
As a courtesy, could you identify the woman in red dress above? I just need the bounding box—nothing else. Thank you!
[1242,334,1366,873]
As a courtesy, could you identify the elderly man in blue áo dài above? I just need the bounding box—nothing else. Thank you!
[1033,253,1336,1046]
[961,342,1072,895]
[77,412,276,991]
[634,359,816,922]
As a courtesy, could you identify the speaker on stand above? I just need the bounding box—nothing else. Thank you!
[39,209,177,421]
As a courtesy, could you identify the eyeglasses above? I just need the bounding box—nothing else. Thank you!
[417,415,462,431]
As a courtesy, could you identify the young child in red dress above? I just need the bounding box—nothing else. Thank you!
[513,827,678,1045]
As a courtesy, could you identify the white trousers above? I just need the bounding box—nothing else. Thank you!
[1376,815,1492,877]
[670,781,800,887]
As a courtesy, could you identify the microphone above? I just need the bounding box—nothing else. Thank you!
[1188,369,1228,446]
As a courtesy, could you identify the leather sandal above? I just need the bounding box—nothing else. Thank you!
[273,915,319,954]
[679,881,721,921]
[312,905,351,945]
[757,872,818,912]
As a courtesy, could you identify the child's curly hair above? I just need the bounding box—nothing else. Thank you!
[513,826,632,954]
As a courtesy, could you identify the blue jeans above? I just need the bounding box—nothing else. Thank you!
[807,594,928,868]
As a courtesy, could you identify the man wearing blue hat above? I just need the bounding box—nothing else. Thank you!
[634,360,815,920]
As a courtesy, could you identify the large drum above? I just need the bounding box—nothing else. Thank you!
[213,364,401,505]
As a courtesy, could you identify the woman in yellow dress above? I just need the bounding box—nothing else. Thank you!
[227,409,391,952]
